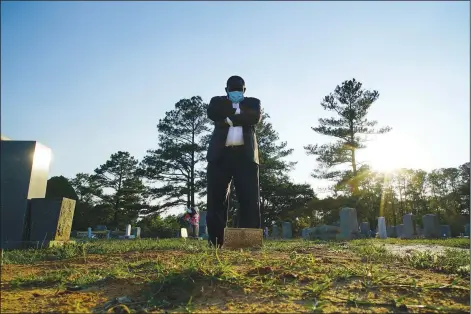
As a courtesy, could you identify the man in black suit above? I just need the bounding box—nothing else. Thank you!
[206,75,262,247]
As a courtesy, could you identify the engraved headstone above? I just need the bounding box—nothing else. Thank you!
[281,222,292,239]
[29,198,76,243]
[440,225,451,238]
[464,224,470,237]
[402,214,416,239]
[422,214,440,238]
[180,228,188,238]
[360,222,370,237]
[387,226,397,238]
[1,141,52,249]
[377,217,387,239]
[337,207,359,240]
[88,227,92,238]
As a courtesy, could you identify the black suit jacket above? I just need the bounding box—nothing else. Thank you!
[206,96,261,164]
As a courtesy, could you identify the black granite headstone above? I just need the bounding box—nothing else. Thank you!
[1,141,51,249]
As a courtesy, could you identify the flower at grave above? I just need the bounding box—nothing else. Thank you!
[189,213,199,226]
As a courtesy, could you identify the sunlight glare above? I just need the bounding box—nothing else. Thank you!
[361,133,416,173]
[33,143,53,170]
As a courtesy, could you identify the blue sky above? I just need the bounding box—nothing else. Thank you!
[2,1,469,199]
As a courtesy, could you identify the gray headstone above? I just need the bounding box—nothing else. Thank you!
[1,141,51,249]
[131,227,141,238]
[396,224,404,238]
[440,225,451,238]
[377,217,387,239]
[198,211,207,236]
[281,222,292,239]
[360,222,370,237]
[301,228,310,240]
[464,224,470,237]
[387,226,397,238]
[199,211,207,227]
[312,225,340,240]
[338,207,359,240]
[201,226,209,240]
[29,198,76,243]
[272,225,279,238]
[402,214,416,239]
[422,214,440,238]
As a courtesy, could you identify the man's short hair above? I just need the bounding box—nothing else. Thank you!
[227,76,245,89]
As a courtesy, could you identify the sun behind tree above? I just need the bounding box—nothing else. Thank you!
[304,78,392,195]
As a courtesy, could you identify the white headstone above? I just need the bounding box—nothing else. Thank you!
[377,217,387,239]
[125,224,131,237]
[180,228,188,238]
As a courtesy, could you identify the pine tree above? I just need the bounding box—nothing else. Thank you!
[93,151,146,228]
[304,78,391,195]
[141,96,210,212]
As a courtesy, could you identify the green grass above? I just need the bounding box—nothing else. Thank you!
[2,238,470,313]
[352,237,470,249]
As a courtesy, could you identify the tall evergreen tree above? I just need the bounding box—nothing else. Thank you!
[93,151,146,228]
[141,96,210,212]
[304,78,391,195]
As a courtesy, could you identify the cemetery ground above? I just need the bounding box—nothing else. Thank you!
[1,238,470,313]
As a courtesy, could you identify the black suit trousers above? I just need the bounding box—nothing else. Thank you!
[206,146,261,246]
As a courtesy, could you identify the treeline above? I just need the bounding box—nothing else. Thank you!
[44,79,470,237]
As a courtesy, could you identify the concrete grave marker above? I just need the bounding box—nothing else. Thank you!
[282,222,292,239]
[402,214,416,239]
[377,217,387,239]
[440,225,451,238]
[131,227,141,238]
[337,207,359,240]
[422,214,440,238]
[272,225,279,238]
[396,224,404,238]
[301,228,310,240]
[360,222,370,237]
[29,198,76,244]
[199,211,208,237]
